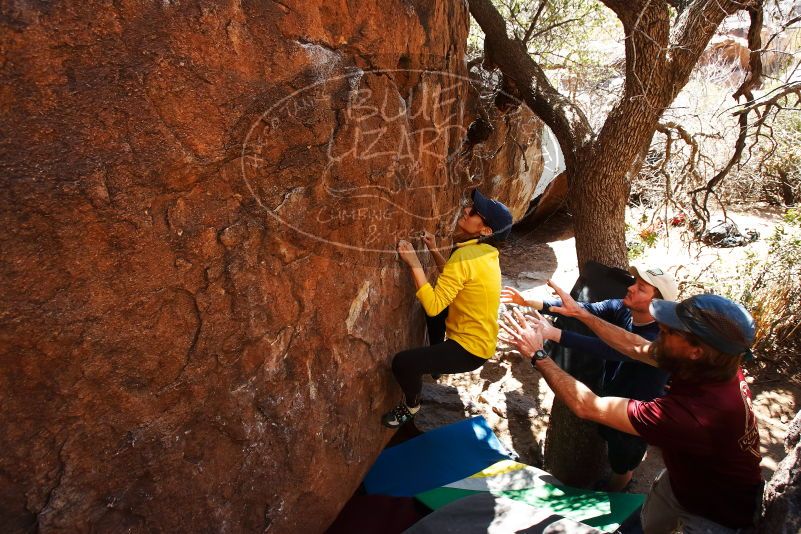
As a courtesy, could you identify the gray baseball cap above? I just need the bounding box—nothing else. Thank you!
[650,294,756,358]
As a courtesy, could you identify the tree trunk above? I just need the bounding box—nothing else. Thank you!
[543,101,662,484]
[541,154,632,486]
[467,0,758,488]
[569,160,631,271]
[544,400,608,486]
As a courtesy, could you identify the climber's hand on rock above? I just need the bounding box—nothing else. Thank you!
[422,231,437,250]
[397,240,421,268]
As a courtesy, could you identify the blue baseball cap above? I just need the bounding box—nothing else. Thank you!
[471,189,513,241]
[650,294,756,359]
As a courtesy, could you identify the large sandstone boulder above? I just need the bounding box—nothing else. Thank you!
[0,2,548,531]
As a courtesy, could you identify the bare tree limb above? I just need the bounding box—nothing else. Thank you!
[657,122,697,154]
[526,17,584,44]
[762,14,801,51]
[690,104,750,226]
[522,0,548,45]
[467,0,594,171]
[656,121,702,182]
[733,3,765,101]
[668,0,759,95]
[733,81,801,116]
[637,8,771,227]
[646,0,761,227]
[597,0,645,27]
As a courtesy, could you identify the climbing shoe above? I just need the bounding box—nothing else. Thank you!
[381,402,419,429]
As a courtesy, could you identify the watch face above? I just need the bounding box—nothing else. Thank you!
[534,349,547,360]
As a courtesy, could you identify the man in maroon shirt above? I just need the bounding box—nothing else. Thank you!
[500,281,762,532]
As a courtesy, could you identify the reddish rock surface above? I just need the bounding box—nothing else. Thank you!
[0,2,547,532]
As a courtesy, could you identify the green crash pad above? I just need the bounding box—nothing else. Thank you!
[415,460,644,532]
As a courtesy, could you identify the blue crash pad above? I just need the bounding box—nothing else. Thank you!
[363,416,513,497]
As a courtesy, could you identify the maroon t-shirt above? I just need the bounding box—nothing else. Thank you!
[627,369,762,528]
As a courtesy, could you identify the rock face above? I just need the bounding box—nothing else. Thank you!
[0,2,548,532]
[458,71,546,223]
[760,409,801,533]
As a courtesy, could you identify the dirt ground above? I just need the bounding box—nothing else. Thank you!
[415,207,800,494]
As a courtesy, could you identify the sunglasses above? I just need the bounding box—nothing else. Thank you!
[467,205,489,224]
[659,324,698,344]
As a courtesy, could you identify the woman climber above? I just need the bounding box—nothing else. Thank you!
[382,189,513,428]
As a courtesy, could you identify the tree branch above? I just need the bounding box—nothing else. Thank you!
[522,0,548,45]
[762,14,801,52]
[656,121,702,182]
[597,0,645,27]
[669,0,758,95]
[527,17,584,43]
[467,0,595,172]
[733,3,765,101]
[733,81,801,116]
[689,106,749,226]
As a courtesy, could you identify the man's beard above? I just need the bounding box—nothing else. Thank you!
[652,338,706,382]
[652,337,724,383]
[652,340,687,376]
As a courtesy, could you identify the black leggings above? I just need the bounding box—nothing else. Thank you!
[391,308,487,406]
[425,308,448,346]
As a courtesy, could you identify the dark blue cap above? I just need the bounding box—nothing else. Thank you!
[471,189,513,241]
[650,294,756,359]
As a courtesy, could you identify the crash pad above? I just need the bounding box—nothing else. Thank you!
[363,416,512,497]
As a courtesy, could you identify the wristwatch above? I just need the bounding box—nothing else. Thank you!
[530,349,548,367]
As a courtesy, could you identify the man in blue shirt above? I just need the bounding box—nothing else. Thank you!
[502,265,678,491]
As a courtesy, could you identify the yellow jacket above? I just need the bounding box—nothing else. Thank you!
[415,239,501,359]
